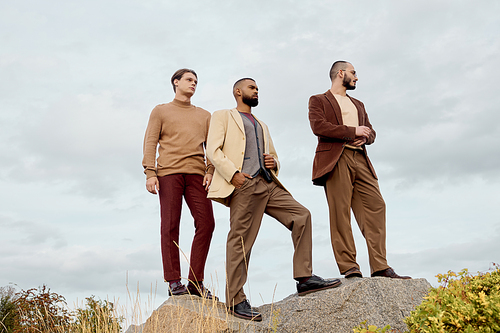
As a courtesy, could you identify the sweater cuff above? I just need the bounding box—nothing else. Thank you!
[144,169,157,179]
[206,165,215,175]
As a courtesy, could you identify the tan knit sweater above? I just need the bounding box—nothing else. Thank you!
[142,99,214,179]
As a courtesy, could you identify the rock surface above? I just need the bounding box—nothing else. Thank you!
[125,277,431,333]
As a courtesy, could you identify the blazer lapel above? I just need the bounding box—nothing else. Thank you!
[229,108,245,134]
[324,90,343,125]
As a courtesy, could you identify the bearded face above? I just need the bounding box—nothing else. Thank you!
[242,92,259,107]
[343,74,356,90]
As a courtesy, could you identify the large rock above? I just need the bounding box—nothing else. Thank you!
[125,277,431,333]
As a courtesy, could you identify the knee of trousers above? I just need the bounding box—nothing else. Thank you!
[295,207,312,225]
[289,210,312,234]
[196,218,215,234]
[371,194,386,211]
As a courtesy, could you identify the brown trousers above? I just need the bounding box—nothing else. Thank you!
[226,175,313,307]
[324,148,389,275]
[158,174,215,283]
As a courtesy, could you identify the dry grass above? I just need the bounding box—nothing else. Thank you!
[3,238,281,333]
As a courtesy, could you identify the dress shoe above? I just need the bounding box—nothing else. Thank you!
[187,282,219,301]
[297,275,342,296]
[168,281,188,296]
[371,267,411,279]
[344,267,363,278]
[228,299,262,322]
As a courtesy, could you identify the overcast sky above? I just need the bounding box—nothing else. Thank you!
[1,0,499,326]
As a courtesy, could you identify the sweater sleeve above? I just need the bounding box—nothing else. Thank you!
[142,106,161,179]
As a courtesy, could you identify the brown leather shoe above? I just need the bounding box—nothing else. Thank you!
[371,267,411,279]
[187,282,219,301]
[168,281,189,296]
[343,267,363,278]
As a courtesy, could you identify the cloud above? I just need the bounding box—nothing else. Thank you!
[390,227,500,286]
[1,0,500,313]
[0,215,67,249]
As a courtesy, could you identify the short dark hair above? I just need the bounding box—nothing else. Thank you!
[329,61,350,81]
[171,68,197,92]
[233,78,256,97]
[233,78,255,90]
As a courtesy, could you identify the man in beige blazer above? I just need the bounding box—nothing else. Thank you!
[207,78,341,322]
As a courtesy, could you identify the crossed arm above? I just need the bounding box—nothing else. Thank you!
[308,95,376,146]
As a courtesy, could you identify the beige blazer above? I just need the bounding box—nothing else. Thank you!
[206,108,284,206]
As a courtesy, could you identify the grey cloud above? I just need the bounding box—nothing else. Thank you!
[2,0,500,310]
[389,229,500,286]
[0,215,67,248]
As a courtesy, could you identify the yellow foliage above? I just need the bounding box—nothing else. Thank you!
[405,263,500,333]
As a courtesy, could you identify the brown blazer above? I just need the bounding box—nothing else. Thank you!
[308,90,377,186]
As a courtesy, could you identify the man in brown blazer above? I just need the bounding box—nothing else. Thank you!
[308,61,410,280]
[207,78,341,322]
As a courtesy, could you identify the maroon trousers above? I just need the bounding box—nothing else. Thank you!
[158,174,215,283]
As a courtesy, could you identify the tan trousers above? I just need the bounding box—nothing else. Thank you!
[324,148,389,275]
[226,175,313,307]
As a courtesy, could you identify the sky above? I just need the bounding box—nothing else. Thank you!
[1,0,500,326]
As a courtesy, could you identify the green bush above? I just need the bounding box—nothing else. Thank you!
[1,285,123,333]
[71,295,123,332]
[12,285,72,333]
[0,286,16,333]
[404,265,500,332]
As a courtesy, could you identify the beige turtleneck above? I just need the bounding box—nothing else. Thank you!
[142,99,214,179]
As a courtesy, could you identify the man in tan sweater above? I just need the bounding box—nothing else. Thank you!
[142,68,216,299]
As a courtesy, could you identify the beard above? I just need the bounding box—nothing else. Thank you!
[242,94,259,107]
[343,76,356,90]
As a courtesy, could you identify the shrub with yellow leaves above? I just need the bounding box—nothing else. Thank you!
[404,264,500,333]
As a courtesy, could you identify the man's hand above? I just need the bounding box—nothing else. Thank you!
[146,177,159,194]
[263,154,277,170]
[203,173,213,191]
[355,126,371,139]
[231,172,252,189]
[351,136,367,147]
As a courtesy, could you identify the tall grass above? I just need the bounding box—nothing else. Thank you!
[123,274,273,333]
[2,238,280,333]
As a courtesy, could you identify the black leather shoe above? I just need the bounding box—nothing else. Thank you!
[228,299,262,322]
[371,267,411,279]
[187,282,219,301]
[343,267,363,278]
[168,281,188,296]
[297,275,342,296]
